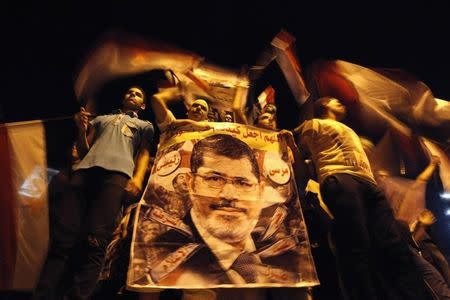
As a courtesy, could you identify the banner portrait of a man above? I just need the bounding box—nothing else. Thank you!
[127,122,319,289]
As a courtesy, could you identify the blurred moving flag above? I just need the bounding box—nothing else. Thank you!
[0,119,73,290]
[74,31,203,110]
[271,30,310,106]
[310,59,450,143]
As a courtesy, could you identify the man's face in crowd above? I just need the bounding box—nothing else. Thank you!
[326,98,347,120]
[257,112,277,130]
[189,150,263,244]
[224,114,233,122]
[123,87,145,111]
[187,99,209,122]
[262,104,277,114]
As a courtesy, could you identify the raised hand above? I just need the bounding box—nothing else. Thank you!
[430,155,441,166]
[418,209,437,226]
[169,119,211,132]
[125,177,143,199]
[74,107,92,133]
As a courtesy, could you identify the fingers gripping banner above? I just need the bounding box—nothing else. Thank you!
[127,122,319,289]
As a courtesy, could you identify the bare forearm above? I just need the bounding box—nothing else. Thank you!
[151,87,180,124]
[74,108,93,159]
[232,88,248,124]
[76,131,90,159]
[416,162,438,182]
[151,95,170,124]
[132,145,151,187]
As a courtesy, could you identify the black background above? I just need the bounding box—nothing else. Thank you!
[3,1,450,122]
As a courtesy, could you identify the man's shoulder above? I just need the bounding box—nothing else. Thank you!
[320,118,355,133]
[129,118,154,133]
[135,118,154,128]
[297,118,320,135]
[299,118,319,127]
[318,118,345,127]
[95,113,114,119]
[311,118,351,133]
[135,117,153,124]
[90,113,114,124]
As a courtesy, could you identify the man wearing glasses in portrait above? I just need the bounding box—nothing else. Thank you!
[138,134,303,287]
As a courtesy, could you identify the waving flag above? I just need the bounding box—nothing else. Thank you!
[0,119,74,290]
[310,59,450,143]
[73,31,250,123]
[271,30,310,106]
[74,31,203,110]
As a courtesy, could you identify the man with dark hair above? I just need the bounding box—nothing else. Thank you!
[311,96,344,119]
[145,134,265,285]
[139,134,304,290]
[256,112,277,131]
[34,86,154,300]
[262,103,277,115]
[188,134,262,253]
[190,134,260,178]
[293,96,431,300]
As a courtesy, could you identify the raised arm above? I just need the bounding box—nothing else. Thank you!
[151,87,180,125]
[74,107,95,159]
[231,86,249,125]
[416,155,440,183]
[412,209,437,242]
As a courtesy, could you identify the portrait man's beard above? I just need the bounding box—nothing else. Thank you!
[191,194,263,243]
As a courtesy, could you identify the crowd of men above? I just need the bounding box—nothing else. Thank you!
[31,77,449,300]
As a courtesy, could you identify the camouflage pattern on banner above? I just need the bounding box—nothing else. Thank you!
[127,122,319,290]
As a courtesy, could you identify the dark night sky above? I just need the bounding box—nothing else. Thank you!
[3,1,450,123]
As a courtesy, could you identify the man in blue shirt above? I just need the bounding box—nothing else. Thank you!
[34,86,154,300]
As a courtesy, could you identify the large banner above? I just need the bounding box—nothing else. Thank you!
[127,122,319,290]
